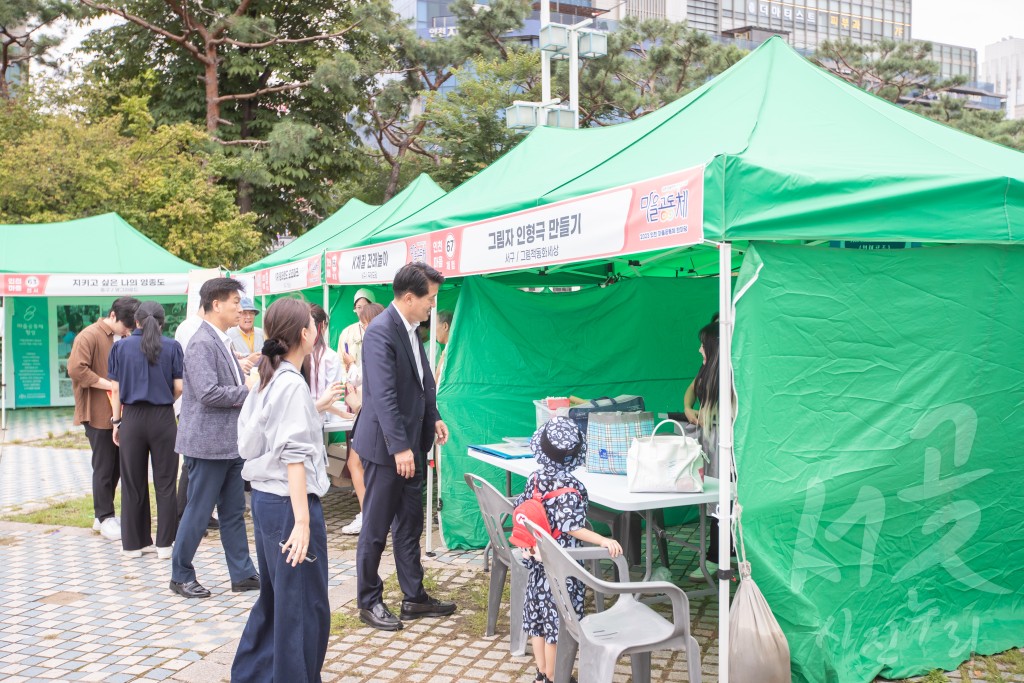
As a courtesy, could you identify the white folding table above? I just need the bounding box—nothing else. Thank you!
[468,445,719,594]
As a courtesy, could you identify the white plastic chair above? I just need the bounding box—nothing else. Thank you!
[526,519,703,683]
[464,473,529,655]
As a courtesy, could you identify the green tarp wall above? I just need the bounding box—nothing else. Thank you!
[437,275,720,549]
[733,242,1024,683]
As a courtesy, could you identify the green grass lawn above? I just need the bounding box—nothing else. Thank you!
[7,430,91,449]
[3,487,158,528]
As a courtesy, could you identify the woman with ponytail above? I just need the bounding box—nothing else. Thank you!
[233,298,338,683]
[108,301,184,559]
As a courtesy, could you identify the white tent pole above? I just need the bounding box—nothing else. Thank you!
[321,251,329,315]
[425,302,439,555]
[1,295,7,431]
[718,242,734,683]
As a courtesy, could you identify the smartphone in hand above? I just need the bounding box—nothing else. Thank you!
[278,541,317,563]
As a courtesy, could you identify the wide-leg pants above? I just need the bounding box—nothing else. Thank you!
[118,403,178,551]
[232,491,329,683]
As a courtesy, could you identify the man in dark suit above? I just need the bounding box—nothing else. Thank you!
[170,278,260,599]
[354,262,454,631]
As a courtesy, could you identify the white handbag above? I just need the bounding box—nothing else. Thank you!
[626,419,706,493]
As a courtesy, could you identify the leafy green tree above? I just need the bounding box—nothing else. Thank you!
[574,17,746,126]
[911,95,1024,152]
[0,0,72,100]
[813,38,964,104]
[815,38,1023,151]
[420,50,538,188]
[76,0,395,234]
[356,0,533,199]
[0,96,262,268]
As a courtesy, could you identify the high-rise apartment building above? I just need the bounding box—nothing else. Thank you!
[983,37,1024,120]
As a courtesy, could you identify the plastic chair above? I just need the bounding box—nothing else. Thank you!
[526,520,703,683]
[464,473,529,656]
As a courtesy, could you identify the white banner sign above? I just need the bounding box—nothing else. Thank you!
[327,241,408,284]
[0,273,189,297]
[458,189,630,274]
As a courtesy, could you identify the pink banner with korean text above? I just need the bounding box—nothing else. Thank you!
[325,166,704,285]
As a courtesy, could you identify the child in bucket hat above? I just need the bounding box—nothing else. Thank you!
[511,417,623,683]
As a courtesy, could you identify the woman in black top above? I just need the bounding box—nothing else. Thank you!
[109,301,184,559]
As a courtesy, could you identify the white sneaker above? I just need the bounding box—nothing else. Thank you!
[342,512,362,535]
[121,548,142,558]
[156,545,173,560]
[96,517,121,541]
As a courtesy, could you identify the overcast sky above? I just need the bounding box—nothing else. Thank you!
[913,0,1024,56]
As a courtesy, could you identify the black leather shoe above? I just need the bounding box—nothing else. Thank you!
[169,579,211,599]
[231,574,260,592]
[400,596,456,620]
[207,517,220,531]
[359,603,403,631]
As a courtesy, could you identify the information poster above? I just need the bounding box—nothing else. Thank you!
[11,298,50,407]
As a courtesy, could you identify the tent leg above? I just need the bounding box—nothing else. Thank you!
[1,296,7,432]
[425,303,439,555]
[718,243,734,683]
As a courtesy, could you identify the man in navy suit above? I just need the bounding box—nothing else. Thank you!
[354,262,454,631]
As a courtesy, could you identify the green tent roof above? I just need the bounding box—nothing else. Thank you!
[386,37,1023,246]
[336,174,446,250]
[239,175,445,273]
[239,197,376,273]
[0,213,196,274]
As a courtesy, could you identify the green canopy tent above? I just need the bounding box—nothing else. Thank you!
[240,197,376,275]
[0,213,198,425]
[316,36,1024,683]
[236,175,447,346]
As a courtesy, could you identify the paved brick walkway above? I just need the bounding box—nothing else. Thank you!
[1,407,1022,682]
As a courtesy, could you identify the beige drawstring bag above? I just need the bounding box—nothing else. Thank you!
[729,503,792,683]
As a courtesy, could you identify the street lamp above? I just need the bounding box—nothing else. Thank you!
[578,28,609,59]
[504,1,609,132]
[505,101,541,130]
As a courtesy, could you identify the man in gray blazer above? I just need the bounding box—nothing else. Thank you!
[170,278,260,599]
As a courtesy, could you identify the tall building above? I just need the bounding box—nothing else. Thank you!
[396,1,988,111]
[931,41,976,82]
[983,37,1024,120]
[719,0,911,51]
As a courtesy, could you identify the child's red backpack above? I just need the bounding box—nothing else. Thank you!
[510,485,581,549]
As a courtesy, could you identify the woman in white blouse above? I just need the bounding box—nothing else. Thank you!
[232,298,342,683]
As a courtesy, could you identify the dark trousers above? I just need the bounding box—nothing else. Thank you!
[84,423,120,521]
[706,515,736,565]
[118,404,178,551]
[177,460,189,521]
[232,491,329,683]
[171,457,255,584]
[356,460,429,609]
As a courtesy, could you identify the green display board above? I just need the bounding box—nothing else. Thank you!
[10,297,51,406]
